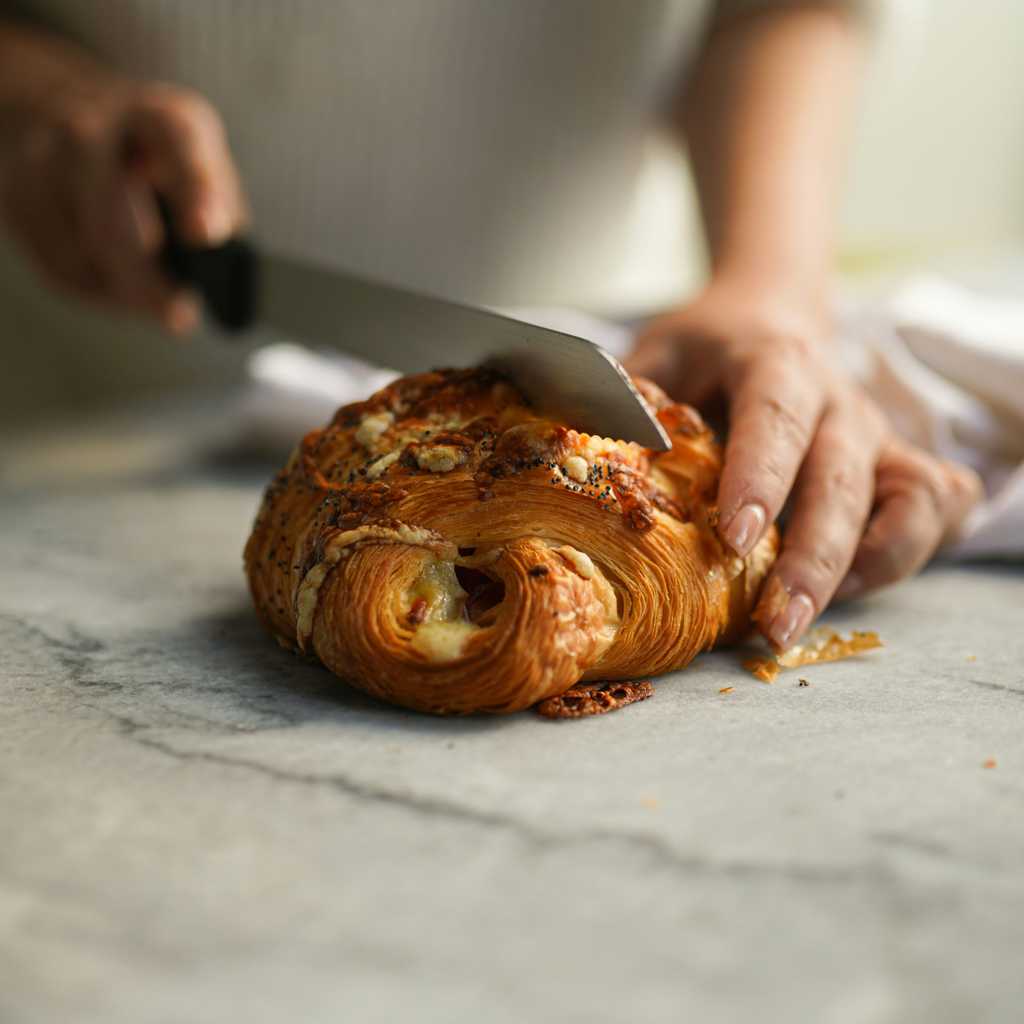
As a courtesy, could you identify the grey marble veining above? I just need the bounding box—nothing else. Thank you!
[2,403,1023,1024]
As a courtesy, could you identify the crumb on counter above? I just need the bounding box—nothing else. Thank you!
[742,628,882,684]
[535,679,653,719]
[743,657,779,684]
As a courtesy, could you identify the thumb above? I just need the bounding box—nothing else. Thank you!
[623,329,678,386]
[124,87,246,248]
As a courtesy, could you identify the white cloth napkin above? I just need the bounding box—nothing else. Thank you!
[237,277,1024,559]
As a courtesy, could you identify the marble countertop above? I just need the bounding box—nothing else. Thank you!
[2,400,1023,1024]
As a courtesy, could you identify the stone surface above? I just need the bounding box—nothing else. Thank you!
[2,403,1023,1024]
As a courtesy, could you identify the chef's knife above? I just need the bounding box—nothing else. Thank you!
[161,222,670,450]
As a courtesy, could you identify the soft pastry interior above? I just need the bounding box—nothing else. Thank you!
[244,368,777,714]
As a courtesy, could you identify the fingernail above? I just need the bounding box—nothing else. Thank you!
[722,503,766,557]
[834,573,863,602]
[769,592,815,651]
[198,201,232,244]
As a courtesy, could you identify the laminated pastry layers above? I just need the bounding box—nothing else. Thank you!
[244,368,777,714]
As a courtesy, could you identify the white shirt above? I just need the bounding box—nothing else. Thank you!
[10,0,807,312]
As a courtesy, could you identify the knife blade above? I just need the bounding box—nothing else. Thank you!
[161,224,670,450]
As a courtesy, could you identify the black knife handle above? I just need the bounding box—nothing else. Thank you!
[158,198,258,332]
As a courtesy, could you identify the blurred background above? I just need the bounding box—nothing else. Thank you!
[2,0,1023,427]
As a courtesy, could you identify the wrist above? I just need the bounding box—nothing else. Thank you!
[702,265,834,335]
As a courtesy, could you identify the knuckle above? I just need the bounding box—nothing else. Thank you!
[137,84,223,139]
[170,88,222,133]
[804,546,846,583]
[909,469,947,520]
[757,455,792,491]
[755,393,813,450]
[772,330,816,366]
[859,508,936,583]
[728,451,791,511]
[945,462,983,505]
[878,444,945,512]
[812,463,869,518]
[784,542,847,588]
[837,394,887,443]
[58,108,105,149]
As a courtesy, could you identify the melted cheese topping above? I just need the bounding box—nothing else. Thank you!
[295,561,337,640]
[354,412,394,448]
[364,450,401,481]
[562,455,589,483]
[580,434,639,461]
[410,620,478,661]
[294,523,456,648]
[556,545,596,580]
[409,560,466,621]
[416,445,466,473]
[404,557,500,663]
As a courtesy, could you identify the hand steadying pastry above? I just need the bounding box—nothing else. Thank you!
[627,6,980,648]
[627,280,981,652]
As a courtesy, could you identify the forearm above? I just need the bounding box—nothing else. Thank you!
[679,3,865,311]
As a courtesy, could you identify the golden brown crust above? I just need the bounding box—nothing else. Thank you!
[244,368,778,714]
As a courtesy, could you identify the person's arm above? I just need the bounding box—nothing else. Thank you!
[682,1,859,321]
[628,4,980,650]
[0,17,246,331]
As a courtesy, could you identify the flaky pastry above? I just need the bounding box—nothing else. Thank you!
[244,368,777,714]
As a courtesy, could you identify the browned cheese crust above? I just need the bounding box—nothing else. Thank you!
[244,368,778,714]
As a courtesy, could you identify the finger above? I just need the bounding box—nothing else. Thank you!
[717,347,827,558]
[623,334,679,388]
[58,108,202,331]
[835,443,980,599]
[938,461,984,545]
[625,319,725,406]
[755,399,884,650]
[1,147,104,300]
[101,177,202,332]
[60,108,154,303]
[126,86,247,246]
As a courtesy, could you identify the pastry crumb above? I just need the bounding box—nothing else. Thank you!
[744,627,882,683]
[535,679,653,719]
[743,656,779,683]
[718,686,734,694]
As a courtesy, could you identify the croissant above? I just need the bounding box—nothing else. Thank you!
[244,368,777,714]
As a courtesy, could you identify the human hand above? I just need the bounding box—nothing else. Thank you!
[626,278,982,650]
[0,71,247,332]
